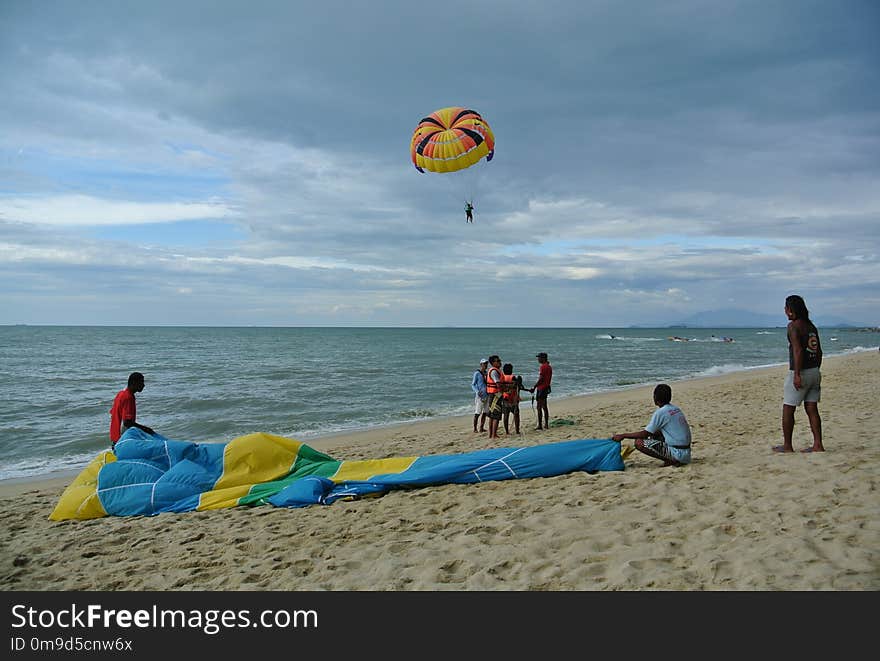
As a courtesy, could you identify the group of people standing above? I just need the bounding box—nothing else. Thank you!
[471,352,553,438]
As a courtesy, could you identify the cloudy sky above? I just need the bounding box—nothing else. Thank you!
[1,0,878,326]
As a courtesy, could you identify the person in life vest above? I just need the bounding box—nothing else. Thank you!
[485,355,504,439]
[501,363,525,434]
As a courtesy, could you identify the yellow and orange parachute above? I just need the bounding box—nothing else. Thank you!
[410,107,495,174]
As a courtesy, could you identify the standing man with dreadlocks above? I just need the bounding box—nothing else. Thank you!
[774,294,824,453]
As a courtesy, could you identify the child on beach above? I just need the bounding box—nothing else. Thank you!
[501,363,525,434]
[611,383,691,467]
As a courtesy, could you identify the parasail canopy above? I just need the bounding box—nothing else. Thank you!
[410,107,495,173]
[49,428,625,520]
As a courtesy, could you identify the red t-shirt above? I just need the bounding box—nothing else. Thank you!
[109,389,136,443]
[535,363,553,391]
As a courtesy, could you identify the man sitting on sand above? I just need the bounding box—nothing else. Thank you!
[611,383,692,467]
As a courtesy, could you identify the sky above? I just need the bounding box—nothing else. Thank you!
[1,0,878,327]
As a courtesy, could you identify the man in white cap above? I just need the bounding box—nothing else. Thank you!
[471,358,489,433]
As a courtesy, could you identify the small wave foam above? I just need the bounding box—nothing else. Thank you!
[837,346,879,356]
[691,362,777,378]
[0,451,98,482]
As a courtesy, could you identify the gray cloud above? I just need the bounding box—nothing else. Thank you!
[1,0,878,326]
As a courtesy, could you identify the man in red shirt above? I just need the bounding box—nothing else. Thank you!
[529,352,553,430]
[109,372,155,447]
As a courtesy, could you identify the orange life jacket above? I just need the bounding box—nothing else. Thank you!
[486,367,502,394]
[501,373,515,400]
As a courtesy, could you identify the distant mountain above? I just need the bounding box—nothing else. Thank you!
[672,309,865,328]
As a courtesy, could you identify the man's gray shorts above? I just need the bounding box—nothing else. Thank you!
[641,437,691,465]
[783,367,821,407]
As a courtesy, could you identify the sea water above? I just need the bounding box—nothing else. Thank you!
[0,325,876,481]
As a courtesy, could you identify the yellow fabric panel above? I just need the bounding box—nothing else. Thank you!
[463,148,483,169]
[331,456,418,482]
[439,137,450,162]
[197,484,254,511]
[48,451,116,521]
[213,432,303,491]
[436,107,455,126]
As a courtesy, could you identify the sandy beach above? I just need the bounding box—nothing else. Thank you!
[1,351,877,591]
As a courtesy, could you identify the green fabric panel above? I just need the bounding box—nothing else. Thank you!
[238,451,342,506]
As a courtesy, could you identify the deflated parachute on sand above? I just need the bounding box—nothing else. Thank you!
[50,428,627,520]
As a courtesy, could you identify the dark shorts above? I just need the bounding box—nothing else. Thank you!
[487,394,503,420]
[535,387,551,399]
[502,399,519,414]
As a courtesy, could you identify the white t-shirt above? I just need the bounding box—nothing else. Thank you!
[645,404,692,462]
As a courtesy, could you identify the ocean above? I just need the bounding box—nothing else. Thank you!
[1,325,876,481]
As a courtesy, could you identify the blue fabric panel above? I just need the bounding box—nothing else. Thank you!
[267,476,335,508]
[320,439,623,502]
[152,459,221,512]
[101,429,227,515]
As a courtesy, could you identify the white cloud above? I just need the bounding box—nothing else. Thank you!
[0,195,238,226]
